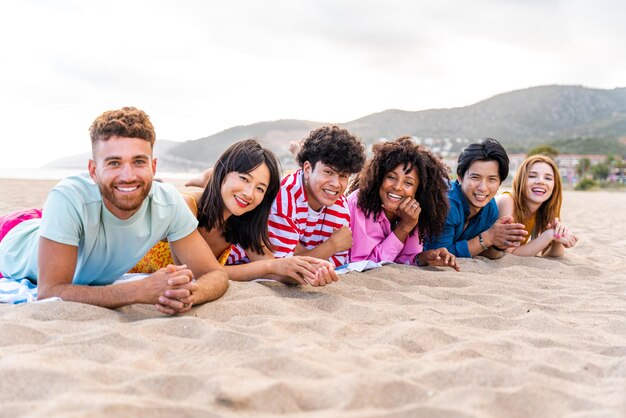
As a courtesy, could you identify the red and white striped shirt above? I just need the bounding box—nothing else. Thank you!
[265,169,350,267]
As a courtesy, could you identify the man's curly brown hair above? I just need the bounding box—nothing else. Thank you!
[348,136,451,242]
[89,106,155,150]
[296,125,365,174]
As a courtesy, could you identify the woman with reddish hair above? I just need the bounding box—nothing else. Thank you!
[496,154,577,256]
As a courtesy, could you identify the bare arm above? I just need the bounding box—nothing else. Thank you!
[508,229,555,256]
[234,248,339,286]
[168,229,229,309]
[497,195,574,257]
[495,193,548,257]
[37,237,195,309]
[185,168,213,189]
[476,216,528,259]
[542,218,577,257]
[293,225,352,260]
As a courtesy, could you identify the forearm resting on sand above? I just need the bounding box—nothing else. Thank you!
[37,266,198,309]
[466,235,504,259]
[294,226,352,260]
[155,268,228,315]
[508,229,556,257]
[190,269,229,303]
[233,251,339,286]
[293,241,336,261]
[155,230,229,314]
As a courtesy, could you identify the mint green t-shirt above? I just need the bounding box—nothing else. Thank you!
[0,173,197,285]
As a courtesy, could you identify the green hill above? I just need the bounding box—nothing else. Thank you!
[48,85,626,171]
[167,85,626,168]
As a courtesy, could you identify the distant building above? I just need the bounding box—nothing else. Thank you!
[507,153,607,184]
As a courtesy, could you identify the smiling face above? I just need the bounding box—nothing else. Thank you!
[459,160,501,217]
[89,136,156,219]
[220,162,271,219]
[303,161,349,211]
[524,161,555,206]
[378,164,419,220]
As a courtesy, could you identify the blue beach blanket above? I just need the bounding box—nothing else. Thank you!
[0,277,38,304]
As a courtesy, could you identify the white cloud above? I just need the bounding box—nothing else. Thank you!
[0,0,624,168]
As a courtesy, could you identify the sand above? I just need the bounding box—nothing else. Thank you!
[0,177,625,418]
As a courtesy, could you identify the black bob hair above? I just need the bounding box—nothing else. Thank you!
[197,139,281,255]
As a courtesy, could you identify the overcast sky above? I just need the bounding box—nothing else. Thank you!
[1,0,624,169]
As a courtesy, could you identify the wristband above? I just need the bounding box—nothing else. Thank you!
[478,233,489,251]
[492,245,506,252]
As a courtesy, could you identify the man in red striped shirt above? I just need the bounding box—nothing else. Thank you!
[268,126,366,270]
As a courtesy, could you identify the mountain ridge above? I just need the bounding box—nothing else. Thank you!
[47,85,626,170]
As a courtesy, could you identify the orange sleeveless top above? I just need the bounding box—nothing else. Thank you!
[128,192,230,273]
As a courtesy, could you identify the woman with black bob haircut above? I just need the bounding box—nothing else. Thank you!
[197,139,279,255]
[133,139,337,285]
[346,136,459,269]
[424,137,527,259]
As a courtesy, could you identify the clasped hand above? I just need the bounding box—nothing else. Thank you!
[274,256,339,287]
[488,216,527,249]
[547,217,578,248]
[145,264,197,315]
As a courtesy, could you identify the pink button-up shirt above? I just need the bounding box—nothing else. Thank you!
[347,190,423,265]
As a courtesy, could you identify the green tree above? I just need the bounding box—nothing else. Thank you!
[605,155,615,165]
[592,163,610,181]
[577,158,591,178]
[527,145,559,159]
[616,157,626,180]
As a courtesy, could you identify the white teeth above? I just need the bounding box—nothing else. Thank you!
[323,189,338,195]
[388,193,402,200]
[235,196,249,205]
[117,186,137,192]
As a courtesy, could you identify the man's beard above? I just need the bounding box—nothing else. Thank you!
[99,181,151,213]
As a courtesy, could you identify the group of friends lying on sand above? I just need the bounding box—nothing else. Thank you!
[0,106,578,314]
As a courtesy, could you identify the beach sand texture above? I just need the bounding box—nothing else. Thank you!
[1,178,625,418]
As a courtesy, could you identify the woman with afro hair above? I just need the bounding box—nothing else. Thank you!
[346,137,459,270]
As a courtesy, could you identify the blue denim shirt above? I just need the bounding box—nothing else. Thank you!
[425,181,499,257]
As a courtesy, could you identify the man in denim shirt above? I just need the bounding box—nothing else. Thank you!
[426,138,526,259]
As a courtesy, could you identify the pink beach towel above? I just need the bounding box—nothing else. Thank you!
[0,208,42,278]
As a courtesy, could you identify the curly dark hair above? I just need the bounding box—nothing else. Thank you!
[197,139,281,255]
[296,125,365,174]
[89,106,155,149]
[348,136,450,242]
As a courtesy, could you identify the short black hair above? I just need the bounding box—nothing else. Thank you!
[296,125,365,174]
[456,138,509,182]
